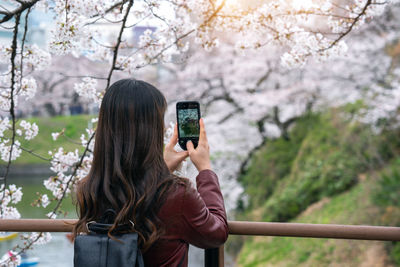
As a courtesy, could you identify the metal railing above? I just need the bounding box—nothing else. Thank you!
[1,219,399,266]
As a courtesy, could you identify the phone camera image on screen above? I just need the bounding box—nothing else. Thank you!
[176,101,201,151]
[178,109,199,138]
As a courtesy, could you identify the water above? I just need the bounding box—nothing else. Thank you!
[0,233,74,267]
[0,233,206,267]
[1,173,211,266]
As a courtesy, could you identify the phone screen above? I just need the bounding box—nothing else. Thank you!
[176,101,201,150]
[177,108,199,138]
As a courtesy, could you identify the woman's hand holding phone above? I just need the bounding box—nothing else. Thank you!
[164,124,189,172]
[187,118,211,172]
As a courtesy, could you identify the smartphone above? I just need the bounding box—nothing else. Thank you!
[176,101,201,151]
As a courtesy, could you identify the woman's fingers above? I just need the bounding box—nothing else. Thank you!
[199,118,208,145]
[186,121,211,172]
[167,123,179,149]
[172,123,179,142]
[177,150,189,160]
[187,140,195,154]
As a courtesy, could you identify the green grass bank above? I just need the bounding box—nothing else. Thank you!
[234,104,400,266]
[3,114,95,166]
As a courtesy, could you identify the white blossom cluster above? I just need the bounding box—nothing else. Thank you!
[75,154,93,183]
[49,147,79,174]
[46,212,57,219]
[217,0,392,68]
[44,147,80,200]
[24,232,52,245]
[80,127,95,151]
[41,194,50,208]
[20,0,392,112]
[0,184,23,219]
[0,43,49,111]
[43,0,193,70]
[44,117,97,206]
[0,231,54,265]
[22,44,52,71]
[51,129,63,141]
[356,74,400,129]
[0,251,21,267]
[48,0,106,55]
[0,73,38,110]
[76,127,96,183]
[31,193,50,208]
[18,120,39,140]
[0,117,38,167]
[74,77,101,105]
[0,117,10,138]
[19,77,37,100]
[0,140,22,162]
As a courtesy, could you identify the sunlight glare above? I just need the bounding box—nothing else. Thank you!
[291,0,317,11]
[216,0,241,8]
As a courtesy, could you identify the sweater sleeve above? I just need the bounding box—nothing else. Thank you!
[179,169,228,249]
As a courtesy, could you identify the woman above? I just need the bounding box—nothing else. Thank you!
[73,79,228,266]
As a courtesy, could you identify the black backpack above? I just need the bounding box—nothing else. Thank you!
[74,209,144,267]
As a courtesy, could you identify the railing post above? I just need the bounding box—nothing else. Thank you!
[219,246,224,266]
[204,246,224,267]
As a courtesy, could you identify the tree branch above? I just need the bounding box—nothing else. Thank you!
[0,0,39,24]
[136,0,226,68]
[1,12,21,212]
[320,0,372,52]
[105,0,134,89]
[18,146,52,162]
[17,7,31,95]
[48,132,95,217]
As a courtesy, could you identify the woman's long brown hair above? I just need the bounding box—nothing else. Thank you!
[73,79,185,251]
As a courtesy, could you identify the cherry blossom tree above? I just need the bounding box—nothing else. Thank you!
[1,0,399,265]
[162,0,400,214]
